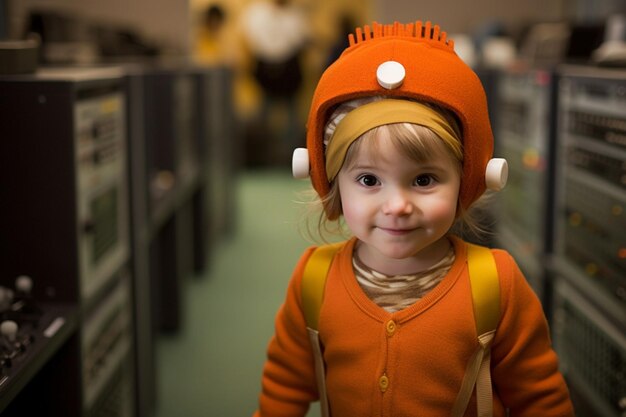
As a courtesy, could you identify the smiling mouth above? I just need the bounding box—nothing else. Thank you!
[378,227,417,236]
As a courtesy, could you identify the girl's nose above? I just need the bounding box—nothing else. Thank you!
[382,190,414,216]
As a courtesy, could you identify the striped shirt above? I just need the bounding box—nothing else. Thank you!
[353,248,455,313]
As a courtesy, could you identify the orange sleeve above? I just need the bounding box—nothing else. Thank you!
[254,247,319,417]
[490,250,574,417]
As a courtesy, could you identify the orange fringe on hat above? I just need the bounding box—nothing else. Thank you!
[348,21,454,50]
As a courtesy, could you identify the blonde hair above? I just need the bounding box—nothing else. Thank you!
[301,97,490,243]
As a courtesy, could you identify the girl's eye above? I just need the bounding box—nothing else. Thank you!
[414,174,434,187]
[357,174,379,187]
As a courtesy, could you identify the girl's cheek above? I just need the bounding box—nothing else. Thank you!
[342,205,361,226]
[426,196,458,219]
[342,197,372,229]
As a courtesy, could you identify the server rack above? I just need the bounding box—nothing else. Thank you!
[551,65,626,417]
[0,67,135,416]
[126,63,217,335]
[493,66,559,307]
[196,65,238,242]
[553,280,625,417]
[124,62,205,417]
[124,62,237,417]
[0,63,238,417]
[139,64,200,333]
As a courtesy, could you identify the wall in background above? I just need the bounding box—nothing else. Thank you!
[372,0,624,37]
[371,0,568,37]
[8,0,624,56]
[8,0,190,53]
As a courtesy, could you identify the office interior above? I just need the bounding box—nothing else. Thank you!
[0,0,624,416]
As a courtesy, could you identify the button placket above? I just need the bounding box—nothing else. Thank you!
[378,320,397,395]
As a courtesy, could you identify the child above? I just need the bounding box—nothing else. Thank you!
[254,21,574,417]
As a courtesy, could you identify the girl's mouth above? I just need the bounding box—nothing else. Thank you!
[378,227,416,236]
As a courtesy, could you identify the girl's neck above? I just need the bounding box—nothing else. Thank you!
[355,237,453,276]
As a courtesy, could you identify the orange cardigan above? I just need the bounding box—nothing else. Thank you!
[255,237,574,417]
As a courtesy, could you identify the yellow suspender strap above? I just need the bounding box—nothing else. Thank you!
[301,242,344,331]
[467,244,500,335]
[301,242,344,417]
[451,243,500,417]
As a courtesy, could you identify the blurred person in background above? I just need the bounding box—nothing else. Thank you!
[240,0,310,166]
[195,4,229,64]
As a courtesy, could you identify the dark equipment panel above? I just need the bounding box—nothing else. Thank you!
[0,68,135,417]
[493,67,559,306]
[551,65,626,417]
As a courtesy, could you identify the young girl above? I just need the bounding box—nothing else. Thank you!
[254,21,574,417]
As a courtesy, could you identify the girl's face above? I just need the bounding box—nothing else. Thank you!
[337,129,461,275]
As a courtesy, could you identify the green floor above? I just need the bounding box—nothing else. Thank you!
[155,170,322,417]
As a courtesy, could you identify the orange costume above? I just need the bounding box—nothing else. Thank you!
[255,21,573,416]
[255,237,573,417]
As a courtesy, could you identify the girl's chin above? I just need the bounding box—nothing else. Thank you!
[359,238,450,271]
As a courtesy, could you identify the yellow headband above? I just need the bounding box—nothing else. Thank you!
[325,99,462,181]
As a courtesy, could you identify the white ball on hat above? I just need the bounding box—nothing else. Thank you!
[292,148,310,179]
[376,61,406,90]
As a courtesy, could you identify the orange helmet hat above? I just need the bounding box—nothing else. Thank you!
[292,21,507,211]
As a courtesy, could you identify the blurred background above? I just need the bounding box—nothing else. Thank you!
[0,0,624,416]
